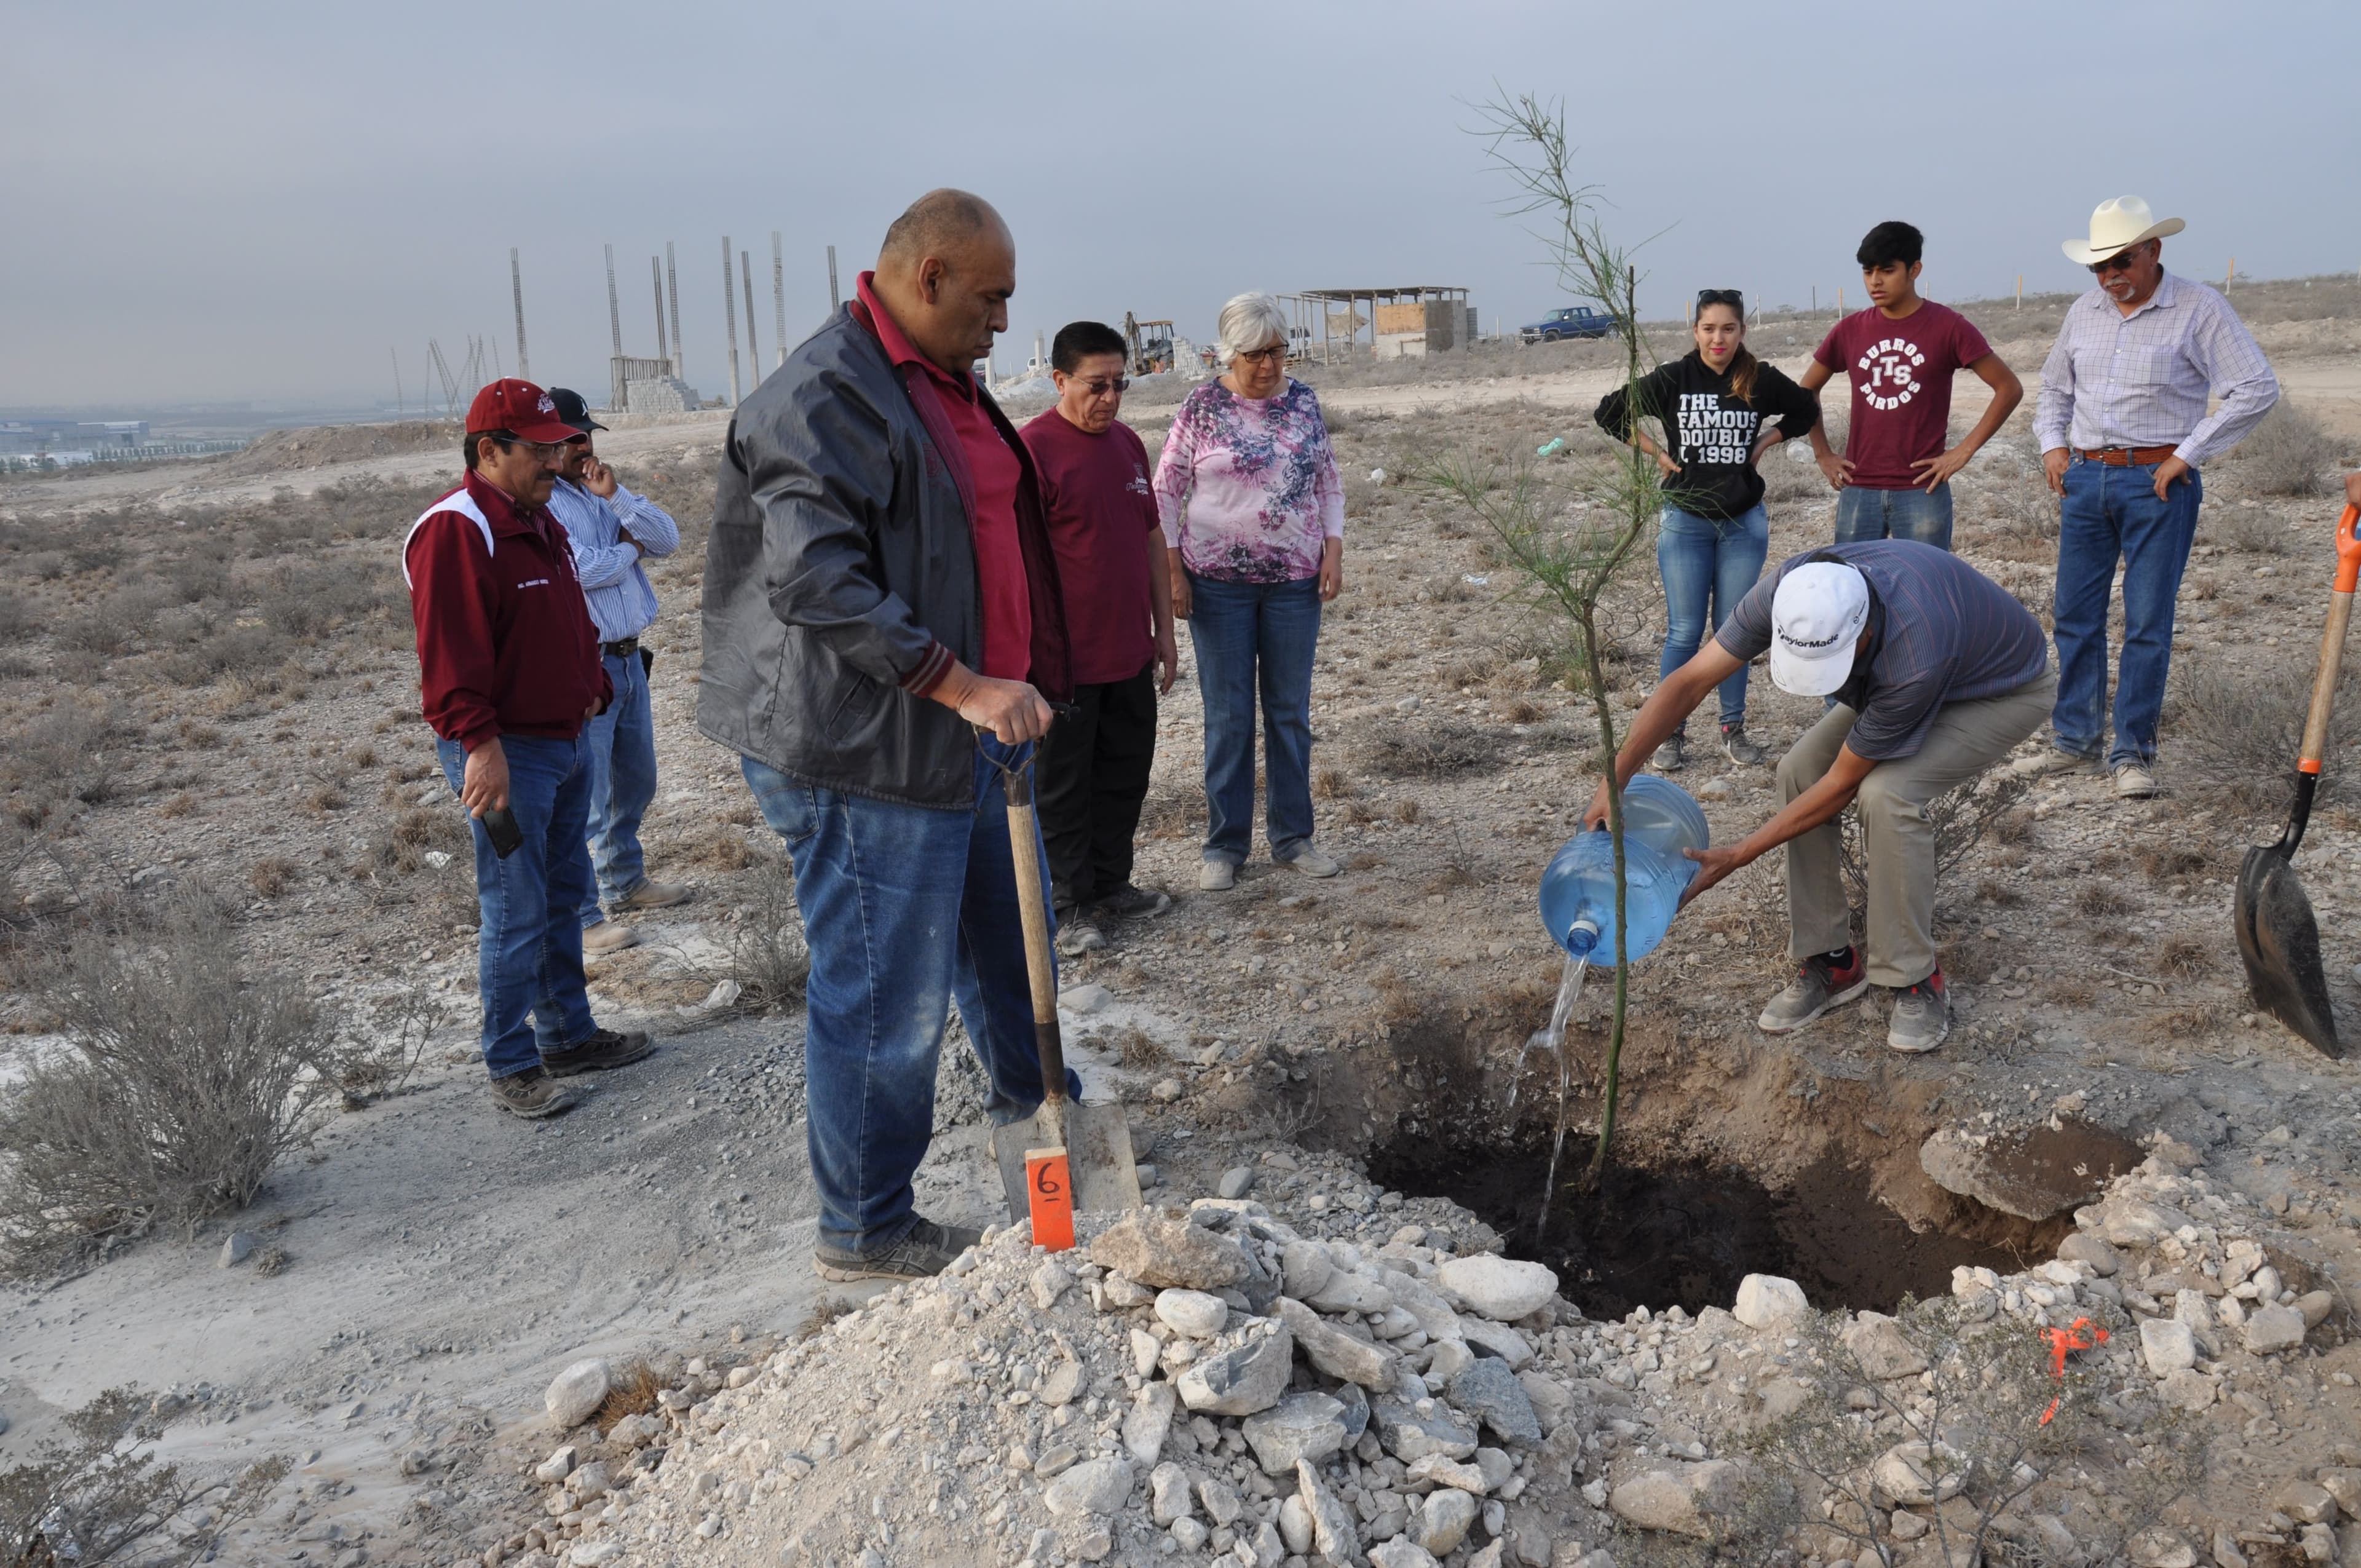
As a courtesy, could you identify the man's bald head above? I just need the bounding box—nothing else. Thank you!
[870,188,1015,377]
[878,189,1010,274]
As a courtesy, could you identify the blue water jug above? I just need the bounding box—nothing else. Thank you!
[1537,775,1709,962]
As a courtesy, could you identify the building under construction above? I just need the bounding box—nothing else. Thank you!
[1279,285,1477,363]
[603,242,701,414]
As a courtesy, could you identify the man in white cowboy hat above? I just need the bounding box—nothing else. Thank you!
[1585,540,2053,1055]
[2021,196,2279,800]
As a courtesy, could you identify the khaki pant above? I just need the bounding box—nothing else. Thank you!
[1778,671,2055,988]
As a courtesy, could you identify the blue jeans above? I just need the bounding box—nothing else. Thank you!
[2051,456,2202,769]
[1187,572,1321,865]
[582,649,658,925]
[436,734,598,1079]
[1834,481,1954,550]
[1657,505,1768,728]
[741,738,1082,1256]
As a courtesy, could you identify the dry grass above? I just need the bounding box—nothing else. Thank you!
[2231,400,2338,496]
[248,857,298,898]
[1356,718,1506,779]
[1312,767,1353,799]
[595,1360,665,1432]
[2074,883,2132,917]
[2156,936,2210,978]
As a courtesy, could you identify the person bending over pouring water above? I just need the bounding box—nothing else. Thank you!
[1584,540,2052,1055]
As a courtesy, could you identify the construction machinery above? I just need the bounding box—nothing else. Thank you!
[1122,312,1176,376]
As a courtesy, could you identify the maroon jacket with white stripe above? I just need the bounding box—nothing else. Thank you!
[403,470,610,753]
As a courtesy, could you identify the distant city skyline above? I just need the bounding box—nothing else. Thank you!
[6,0,2356,408]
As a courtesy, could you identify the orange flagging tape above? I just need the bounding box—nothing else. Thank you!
[2039,1316,2110,1425]
[1026,1147,1075,1251]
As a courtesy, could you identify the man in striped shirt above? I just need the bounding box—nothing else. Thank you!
[2022,197,2279,801]
[547,389,692,954]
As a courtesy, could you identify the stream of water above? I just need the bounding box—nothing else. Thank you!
[1504,952,1588,1117]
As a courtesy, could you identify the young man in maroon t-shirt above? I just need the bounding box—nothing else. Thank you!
[1021,321,1179,954]
[1800,221,2023,550]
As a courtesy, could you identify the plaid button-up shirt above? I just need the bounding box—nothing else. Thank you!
[2033,272,2279,467]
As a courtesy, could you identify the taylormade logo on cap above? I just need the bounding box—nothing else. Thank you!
[1768,561,1871,697]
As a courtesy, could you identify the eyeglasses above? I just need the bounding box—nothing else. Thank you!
[484,432,569,461]
[1696,289,1745,311]
[1233,344,1287,365]
[1074,377,1130,397]
[2089,248,2146,275]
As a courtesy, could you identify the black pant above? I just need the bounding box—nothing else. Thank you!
[1037,665,1157,911]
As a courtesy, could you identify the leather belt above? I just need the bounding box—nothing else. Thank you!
[2076,445,2179,467]
[602,637,639,657]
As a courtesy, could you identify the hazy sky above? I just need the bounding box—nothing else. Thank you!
[6,0,2357,411]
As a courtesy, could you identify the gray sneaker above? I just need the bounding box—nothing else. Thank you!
[1653,733,1688,773]
[488,1066,574,1119]
[2010,746,2095,780]
[1278,843,1342,878]
[1198,859,1238,892]
[1757,948,1870,1034]
[1056,916,1108,957]
[1720,724,1766,766]
[1095,884,1173,921]
[1887,969,1951,1054]
[814,1217,985,1283]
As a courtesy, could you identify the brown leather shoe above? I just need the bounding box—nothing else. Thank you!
[582,921,639,956]
[488,1067,574,1120]
[541,1028,656,1077]
[612,879,691,912]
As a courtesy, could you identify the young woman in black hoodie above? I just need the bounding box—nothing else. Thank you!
[1595,290,1819,769]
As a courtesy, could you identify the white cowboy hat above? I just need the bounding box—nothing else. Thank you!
[2060,196,2186,266]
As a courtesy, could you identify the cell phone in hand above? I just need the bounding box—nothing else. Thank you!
[481,806,523,860]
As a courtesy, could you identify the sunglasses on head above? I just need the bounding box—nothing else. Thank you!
[1696,289,1744,312]
[2089,247,2146,275]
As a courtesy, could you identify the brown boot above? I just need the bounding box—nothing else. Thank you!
[488,1067,574,1120]
[583,921,639,956]
[541,1029,657,1078]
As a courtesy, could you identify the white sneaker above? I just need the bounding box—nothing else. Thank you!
[2114,764,2157,799]
[2009,748,2095,780]
[1279,844,1342,878]
[582,921,638,956]
[1198,860,1238,892]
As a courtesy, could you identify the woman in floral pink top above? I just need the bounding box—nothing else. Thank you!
[1153,292,1347,890]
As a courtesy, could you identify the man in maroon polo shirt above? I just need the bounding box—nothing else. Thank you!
[1022,320,1178,956]
[406,379,655,1120]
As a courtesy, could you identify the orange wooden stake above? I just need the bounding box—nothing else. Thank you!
[1026,1146,1075,1251]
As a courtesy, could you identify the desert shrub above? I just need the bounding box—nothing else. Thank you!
[2205,505,2295,555]
[154,622,291,686]
[0,1386,287,1567]
[0,902,339,1275]
[0,707,130,829]
[1356,718,1507,778]
[723,851,811,1012]
[0,592,41,638]
[51,609,131,656]
[2167,647,2359,807]
[2232,398,2336,496]
[259,561,397,639]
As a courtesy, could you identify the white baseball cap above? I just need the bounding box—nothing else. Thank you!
[1768,561,1871,696]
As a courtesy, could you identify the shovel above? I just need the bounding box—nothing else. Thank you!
[984,744,1142,1241]
[2234,503,2361,1056]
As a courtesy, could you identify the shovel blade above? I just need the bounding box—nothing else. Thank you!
[2235,845,2342,1056]
[992,1100,1144,1225]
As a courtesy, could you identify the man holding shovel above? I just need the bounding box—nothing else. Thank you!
[698,189,1082,1281]
[1586,540,2053,1055]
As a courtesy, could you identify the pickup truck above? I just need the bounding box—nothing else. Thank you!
[1520,305,1615,343]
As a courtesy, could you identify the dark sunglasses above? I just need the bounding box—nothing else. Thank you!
[1696,288,1745,311]
[1073,376,1130,395]
[2089,248,2146,275]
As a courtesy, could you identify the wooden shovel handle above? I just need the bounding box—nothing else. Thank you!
[2298,505,2361,774]
[1001,759,1069,1109]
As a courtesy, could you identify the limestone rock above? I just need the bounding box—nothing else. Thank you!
[1278,1495,1315,1556]
[1176,1324,1294,1416]
[1090,1211,1249,1291]
[2139,1318,2197,1374]
[1123,1382,1178,1466]
[1219,1166,1257,1199]
[1150,1460,1196,1524]
[1437,1255,1558,1321]
[1516,1371,1573,1433]
[1281,1238,1335,1299]
[1447,1356,1543,1446]
[1406,1453,1489,1493]
[1374,1396,1479,1462]
[1918,1126,2111,1220]
[1841,1313,1929,1381]
[1872,1441,1969,1507]
[1030,1261,1074,1310]
[1415,1486,1479,1554]
[2126,1526,2196,1568]
[1460,1319,1535,1369]
[2317,1467,2361,1518]
[2089,1199,2191,1248]
[544,1359,611,1431]
[1044,1455,1135,1517]
[2245,1304,2307,1355]
[1042,1360,1083,1406]
[2297,1290,2336,1329]
[1243,1392,1351,1475]
[533,1446,577,1484]
[219,1232,257,1269]
[1731,1274,1809,1331]
[2272,1479,2338,1526]
[1278,1296,1401,1390]
[1371,1540,1442,1568]
[1426,1340,1475,1384]
[1296,1458,1362,1565]
[1198,1476,1245,1527]
[1607,1461,1741,1539]
[2056,1233,2120,1276]
[1155,1288,1230,1339]
[2156,1368,2215,1411]
[1382,1269,1469,1343]
[1307,1267,1396,1315]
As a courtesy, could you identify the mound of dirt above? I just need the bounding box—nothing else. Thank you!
[211,421,459,478]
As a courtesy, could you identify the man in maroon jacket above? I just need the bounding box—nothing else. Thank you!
[405,379,656,1119]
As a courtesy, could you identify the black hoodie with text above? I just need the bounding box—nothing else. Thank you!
[1593,350,1820,521]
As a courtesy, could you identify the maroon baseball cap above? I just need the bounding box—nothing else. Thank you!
[464,378,580,443]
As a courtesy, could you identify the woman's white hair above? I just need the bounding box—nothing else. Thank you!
[1216,292,1289,363]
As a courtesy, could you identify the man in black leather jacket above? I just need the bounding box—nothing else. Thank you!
[700,189,1080,1281]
